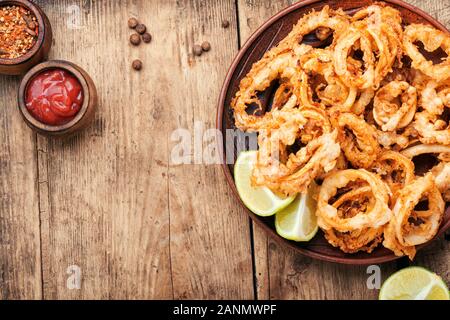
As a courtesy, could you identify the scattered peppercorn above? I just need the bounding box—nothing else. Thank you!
[130,33,141,46]
[135,23,146,34]
[222,20,230,28]
[142,32,152,43]
[128,17,138,29]
[193,45,203,56]
[132,59,143,71]
[201,41,211,52]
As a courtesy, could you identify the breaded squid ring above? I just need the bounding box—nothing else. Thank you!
[403,24,450,82]
[353,5,403,86]
[316,169,391,232]
[371,150,415,202]
[419,79,450,115]
[383,173,445,260]
[414,111,450,145]
[373,81,417,131]
[252,129,341,196]
[333,27,375,89]
[323,186,384,253]
[298,49,357,112]
[336,113,381,168]
[279,5,350,50]
[401,143,450,159]
[430,161,450,201]
[231,49,304,131]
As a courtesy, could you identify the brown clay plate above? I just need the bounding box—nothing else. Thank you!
[217,0,450,264]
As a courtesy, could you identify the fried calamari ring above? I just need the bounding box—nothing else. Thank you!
[373,81,417,131]
[371,151,415,202]
[419,79,450,115]
[414,111,450,145]
[341,4,403,89]
[316,169,391,232]
[383,173,445,260]
[403,24,450,82]
[431,161,450,201]
[334,27,375,89]
[298,49,357,112]
[252,129,341,196]
[336,113,381,168]
[280,5,350,50]
[323,186,384,253]
[401,143,450,158]
[231,50,304,131]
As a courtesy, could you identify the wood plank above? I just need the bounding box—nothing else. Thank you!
[236,0,399,300]
[0,75,42,299]
[166,0,254,299]
[35,0,173,299]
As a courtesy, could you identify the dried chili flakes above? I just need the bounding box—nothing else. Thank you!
[0,5,38,59]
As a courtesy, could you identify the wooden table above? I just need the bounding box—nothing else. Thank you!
[1,0,449,300]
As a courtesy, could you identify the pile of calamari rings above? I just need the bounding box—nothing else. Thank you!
[231,4,450,259]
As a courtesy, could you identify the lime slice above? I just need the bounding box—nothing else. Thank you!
[380,267,450,300]
[275,181,319,241]
[234,151,296,216]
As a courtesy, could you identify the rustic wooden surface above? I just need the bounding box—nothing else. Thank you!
[0,0,449,300]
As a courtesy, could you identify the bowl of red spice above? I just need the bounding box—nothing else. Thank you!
[18,60,98,136]
[0,0,52,75]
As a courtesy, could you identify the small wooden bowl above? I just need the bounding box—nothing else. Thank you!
[0,0,52,75]
[18,60,98,136]
[217,0,450,265]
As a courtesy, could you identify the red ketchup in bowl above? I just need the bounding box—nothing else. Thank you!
[25,69,84,126]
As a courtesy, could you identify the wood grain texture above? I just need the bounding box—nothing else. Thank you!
[34,0,254,299]
[35,0,174,299]
[0,75,42,299]
[165,0,254,299]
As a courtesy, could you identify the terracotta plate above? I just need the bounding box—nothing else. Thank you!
[217,0,450,264]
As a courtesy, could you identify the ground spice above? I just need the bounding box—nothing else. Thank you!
[0,5,38,59]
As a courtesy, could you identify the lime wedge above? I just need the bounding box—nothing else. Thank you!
[275,181,319,242]
[234,151,296,216]
[379,267,450,300]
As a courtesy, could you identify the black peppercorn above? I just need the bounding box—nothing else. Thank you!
[136,23,147,34]
[193,45,203,56]
[142,32,152,43]
[130,33,141,46]
[132,59,143,70]
[128,17,138,29]
[201,41,211,52]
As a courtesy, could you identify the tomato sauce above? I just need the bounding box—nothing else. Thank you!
[25,69,84,126]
